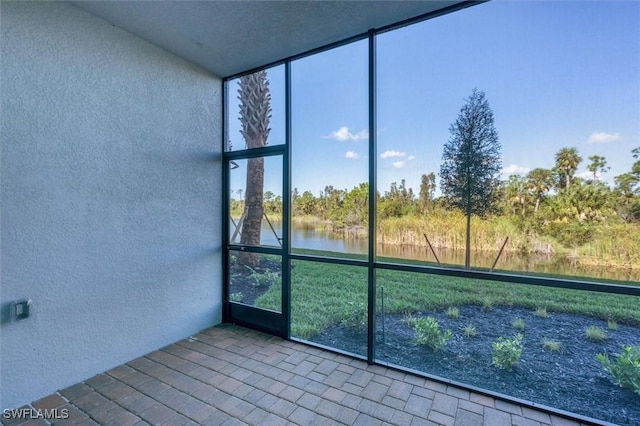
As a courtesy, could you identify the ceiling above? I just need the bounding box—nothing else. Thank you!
[71,1,469,78]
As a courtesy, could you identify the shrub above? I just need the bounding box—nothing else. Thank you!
[446,307,460,319]
[535,307,549,318]
[341,302,367,332]
[258,271,280,287]
[541,338,561,352]
[512,318,526,331]
[596,346,640,395]
[585,326,607,341]
[492,334,523,370]
[463,325,478,337]
[411,317,452,351]
[229,292,244,303]
[481,298,493,310]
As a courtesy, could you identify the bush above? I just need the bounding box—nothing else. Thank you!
[512,318,526,331]
[541,337,561,352]
[463,325,478,337]
[446,307,460,319]
[585,326,607,341]
[596,346,640,395]
[411,316,452,351]
[340,302,367,333]
[481,298,493,310]
[535,307,549,318]
[252,270,280,288]
[492,334,523,370]
[229,292,244,303]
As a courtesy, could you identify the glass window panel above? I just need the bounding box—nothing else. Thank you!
[229,156,283,247]
[291,40,369,259]
[226,65,285,151]
[228,251,281,313]
[291,260,368,358]
[375,268,640,424]
[375,1,640,285]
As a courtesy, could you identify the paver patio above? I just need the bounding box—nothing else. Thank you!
[2,324,593,426]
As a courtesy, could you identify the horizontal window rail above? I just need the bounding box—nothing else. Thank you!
[228,245,282,256]
[224,144,286,160]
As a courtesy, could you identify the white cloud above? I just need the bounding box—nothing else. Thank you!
[345,151,359,159]
[392,161,406,169]
[381,150,406,159]
[407,155,416,161]
[587,132,621,144]
[325,126,369,142]
[578,170,600,180]
[501,164,530,175]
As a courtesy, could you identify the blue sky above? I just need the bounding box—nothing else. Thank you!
[228,0,639,199]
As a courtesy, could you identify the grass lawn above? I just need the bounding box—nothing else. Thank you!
[253,255,640,339]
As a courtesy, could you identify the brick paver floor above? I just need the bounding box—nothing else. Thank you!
[2,324,594,425]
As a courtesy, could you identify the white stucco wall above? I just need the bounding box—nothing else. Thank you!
[0,1,222,410]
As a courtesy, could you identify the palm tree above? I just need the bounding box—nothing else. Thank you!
[238,70,271,267]
[504,175,527,216]
[526,168,554,212]
[555,147,582,190]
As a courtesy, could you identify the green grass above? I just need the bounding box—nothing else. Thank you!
[252,258,640,339]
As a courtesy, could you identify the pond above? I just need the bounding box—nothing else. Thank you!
[247,220,640,283]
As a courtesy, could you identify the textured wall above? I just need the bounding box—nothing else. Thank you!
[0,1,222,410]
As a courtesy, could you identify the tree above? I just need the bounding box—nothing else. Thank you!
[297,191,317,215]
[526,168,554,213]
[419,173,436,213]
[342,183,369,226]
[440,88,501,268]
[555,147,582,189]
[238,70,271,267]
[379,180,415,218]
[587,155,610,182]
[504,175,527,216]
[613,147,640,222]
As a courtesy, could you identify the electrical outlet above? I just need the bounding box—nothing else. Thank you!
[15,300,31,320]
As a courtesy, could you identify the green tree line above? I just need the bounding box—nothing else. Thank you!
[231,145,640,248]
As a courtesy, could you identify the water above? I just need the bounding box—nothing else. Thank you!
[230,220,640,283]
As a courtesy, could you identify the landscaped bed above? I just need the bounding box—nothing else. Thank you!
[310,305,640,426]
[231,256,640,425]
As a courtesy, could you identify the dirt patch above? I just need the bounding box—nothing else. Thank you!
[310,305,640,425]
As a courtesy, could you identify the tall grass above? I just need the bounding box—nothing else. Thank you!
[376,212,640,270]
[576,223,640,269]
[377,211,555,255]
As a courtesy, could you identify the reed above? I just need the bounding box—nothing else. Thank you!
[276,210,640,273]
[377,212,555,255]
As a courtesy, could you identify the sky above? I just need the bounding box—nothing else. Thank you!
[228,0,640,199]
